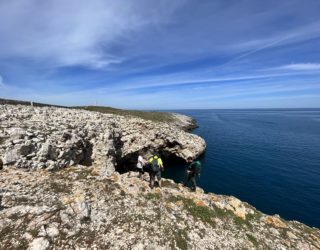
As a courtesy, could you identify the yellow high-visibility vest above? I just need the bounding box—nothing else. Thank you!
[148,156,163,167]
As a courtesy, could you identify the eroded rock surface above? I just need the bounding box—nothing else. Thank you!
[0,169,319,249]
[1,104,319,249]
[0,105,206,175]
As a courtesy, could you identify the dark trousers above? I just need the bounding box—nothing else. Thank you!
[185,173,197,190]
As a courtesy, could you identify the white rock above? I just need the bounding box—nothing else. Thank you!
[28,237,50,250]
[46,225,59,238]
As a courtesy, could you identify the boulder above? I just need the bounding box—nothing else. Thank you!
[3,144,36,165]
[8,128,26,140]
[3,148,20,165]
[263,215,288,229]
[39,142,58,160]
[28,237,50,250]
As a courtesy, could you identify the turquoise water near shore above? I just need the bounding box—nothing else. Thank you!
[163,109,320,228]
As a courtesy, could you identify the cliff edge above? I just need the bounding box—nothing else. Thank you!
[0,104,205,176]
[0,104,319,249]
[0,169,319,249]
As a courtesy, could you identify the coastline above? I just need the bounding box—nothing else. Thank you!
[0,103,319,249]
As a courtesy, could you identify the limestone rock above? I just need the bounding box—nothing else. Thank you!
[28,237,50,250]
[0,169,319,250]
[263,215,288,228]
[46,225,59,238]
[8,127,26,140]
[3,147,20,164]
[0,104,206,174]
[39,142,57,160]
[225,196,247,219]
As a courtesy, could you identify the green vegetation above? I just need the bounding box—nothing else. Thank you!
[233,216,247,227]
[49,181,72,194]
[167,195,183,203]
[145,192,162,200]
[76,106,174,123]
[246,233,259,247]
[29,229,39,238]
[0,98,176,123]
[0,98,175,123]
[168,196,216,226]
[246,210,262,221]
[174,228,189,250]
[0,98,65,108]
[75,168,92,180]
[162,180,178,189]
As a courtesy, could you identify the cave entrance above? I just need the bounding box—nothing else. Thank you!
[115,149,187,176]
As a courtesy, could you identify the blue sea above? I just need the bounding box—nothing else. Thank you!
[163,109,320,228]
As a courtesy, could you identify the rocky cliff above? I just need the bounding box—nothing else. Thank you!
[0,105,205,176]
[0,104,319,250]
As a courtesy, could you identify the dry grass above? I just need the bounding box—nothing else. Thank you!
[76,106,174,123]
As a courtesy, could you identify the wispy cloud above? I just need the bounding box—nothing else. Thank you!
[279,63,320,71]
[1,0,320,108]
[0,0,183,69]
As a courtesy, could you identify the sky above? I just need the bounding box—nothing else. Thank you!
[0,0,320,109]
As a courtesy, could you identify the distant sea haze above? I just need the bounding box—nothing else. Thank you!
[164,109,320,228]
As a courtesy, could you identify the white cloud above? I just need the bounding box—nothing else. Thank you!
[0,0,183,69]
[280,63,320,71]
[1,1,320,71]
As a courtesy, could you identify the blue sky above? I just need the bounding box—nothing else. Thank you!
[0,0,320,109]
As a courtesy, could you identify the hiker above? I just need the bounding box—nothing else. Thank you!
[148,154,164,189]
[137,155,147,180]
[184,157,201,191]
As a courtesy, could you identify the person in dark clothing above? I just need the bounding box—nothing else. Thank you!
[184,157,201,191]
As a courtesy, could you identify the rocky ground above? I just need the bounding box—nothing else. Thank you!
[0,104,319,249]
[0,169,319,250]
[0,104,205,176]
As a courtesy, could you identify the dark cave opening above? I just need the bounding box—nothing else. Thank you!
[79,141,93,166]
[115,149,187,174]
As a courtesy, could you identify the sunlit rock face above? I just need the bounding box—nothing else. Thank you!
[0,104,319,249]
[0,169,319,249]
[0,104,206,175]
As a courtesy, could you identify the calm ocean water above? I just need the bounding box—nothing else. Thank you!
[163,109,320,228]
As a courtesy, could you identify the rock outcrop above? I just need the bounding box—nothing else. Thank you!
[1,104,319,249]
[0,169,319,249]
[0,105,206,175]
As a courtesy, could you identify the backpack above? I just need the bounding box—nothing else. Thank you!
[151,157,160,172]
[194,161,202,175]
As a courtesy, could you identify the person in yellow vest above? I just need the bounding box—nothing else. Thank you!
[148,154,164,188]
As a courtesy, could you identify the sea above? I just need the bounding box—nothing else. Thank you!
[163,109,320,228]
